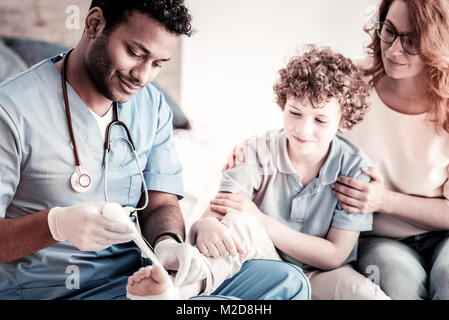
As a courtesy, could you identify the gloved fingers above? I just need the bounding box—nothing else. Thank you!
[74,238,109,252]
[182,269,207,286]
[154,250,177,269]
[83,201,107,215]
[94,228,134,243]
[173,255,192,287]
[90,235,132,249]
[182,257,208,285]
[101,218,134,234]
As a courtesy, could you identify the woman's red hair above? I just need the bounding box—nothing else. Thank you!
[364,0,449,133]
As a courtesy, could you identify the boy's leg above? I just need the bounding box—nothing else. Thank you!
[194,259,311,300]
[199,211,282,294]
[305,265,390,300]
[127,212,311,300]
[194,212,310,300]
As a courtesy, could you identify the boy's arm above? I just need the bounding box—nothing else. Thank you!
[259,213,360,270]
[189,192,245,257]
[190,137,267,256]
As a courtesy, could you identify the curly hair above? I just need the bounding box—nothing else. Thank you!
[273,45,370,130]
[364,0,449,133]
[89,0,193,36]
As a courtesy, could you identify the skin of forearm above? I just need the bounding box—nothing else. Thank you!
[139,203,186,247]
[258,215,352,270]
[0,210,57,263]
[382,190,449,231]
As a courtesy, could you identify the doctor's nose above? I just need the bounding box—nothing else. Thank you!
[130,62,159,86]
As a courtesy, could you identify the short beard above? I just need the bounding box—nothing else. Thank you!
[85,32,117,102]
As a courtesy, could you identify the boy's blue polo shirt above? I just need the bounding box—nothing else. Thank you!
[219,129,373,270]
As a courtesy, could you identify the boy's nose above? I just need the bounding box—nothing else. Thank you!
[296,120,314,138]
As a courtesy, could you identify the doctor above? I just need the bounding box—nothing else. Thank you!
[0,0,307,300]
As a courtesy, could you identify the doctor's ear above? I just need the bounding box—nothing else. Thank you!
[84,7,106,38]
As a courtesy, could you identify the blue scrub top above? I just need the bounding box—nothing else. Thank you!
[0,54,184,299]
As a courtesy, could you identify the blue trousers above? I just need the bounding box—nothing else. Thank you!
[68,259,310,300]
[192,259,311,300]
[355,231,449,300]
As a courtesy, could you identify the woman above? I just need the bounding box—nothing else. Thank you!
[224,0,449,299]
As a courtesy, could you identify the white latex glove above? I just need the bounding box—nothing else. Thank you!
[154,239,209,287]
[48,201,134,251]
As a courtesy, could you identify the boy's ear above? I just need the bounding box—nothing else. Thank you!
[338,118,349,132]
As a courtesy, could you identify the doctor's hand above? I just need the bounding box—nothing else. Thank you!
[154,239,209,287]
[191,217,245,258]
[47,201,134,251]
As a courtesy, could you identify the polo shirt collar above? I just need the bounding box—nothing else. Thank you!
[277,132,343,185]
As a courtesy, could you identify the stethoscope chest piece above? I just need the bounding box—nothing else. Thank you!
[61,49,148,210]
[70,167,92,193]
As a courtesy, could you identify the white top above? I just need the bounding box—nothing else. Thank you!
[343,87,449,239]
[87,106,114,140]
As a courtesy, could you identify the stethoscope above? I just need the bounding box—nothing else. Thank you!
[61,49,148,211]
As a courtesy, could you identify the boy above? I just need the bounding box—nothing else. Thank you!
[126,45,390,300]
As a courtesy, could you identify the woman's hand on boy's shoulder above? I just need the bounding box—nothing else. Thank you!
[331,166,390,214]
[221,137,255,173]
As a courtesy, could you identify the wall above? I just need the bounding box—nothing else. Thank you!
[181,0,380,145]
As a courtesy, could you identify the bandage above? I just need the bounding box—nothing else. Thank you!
[102,203,165,268]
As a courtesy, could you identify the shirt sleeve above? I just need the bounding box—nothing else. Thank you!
[331,156,373,232]
[143,90,184,199]
[219,141,265,199]
[0,104,21,218]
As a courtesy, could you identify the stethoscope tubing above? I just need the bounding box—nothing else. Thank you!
[61,48,148,212]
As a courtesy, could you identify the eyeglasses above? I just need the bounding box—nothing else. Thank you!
[375,21,419,55]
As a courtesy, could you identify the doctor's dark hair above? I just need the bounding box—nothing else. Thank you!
[273,45,370,130]
[89,0,193,36]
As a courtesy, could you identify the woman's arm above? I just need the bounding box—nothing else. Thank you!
[332,167,449,231]
[382,191,449,231]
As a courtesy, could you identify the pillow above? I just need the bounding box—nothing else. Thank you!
[152,81,190,129]
[0,39,28,83]
[1,37,190,129]
[2,37,69,67]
